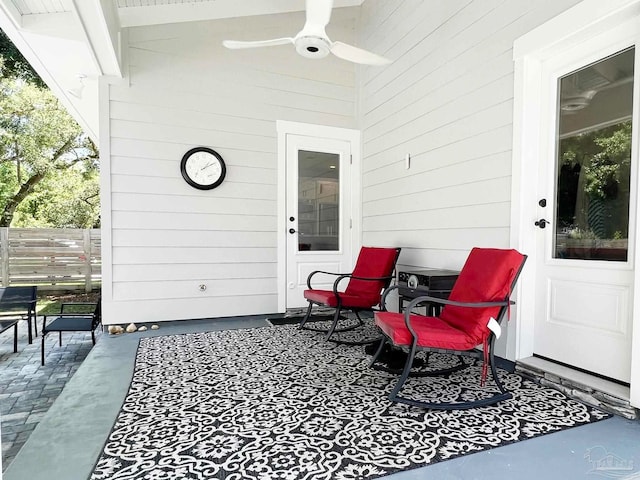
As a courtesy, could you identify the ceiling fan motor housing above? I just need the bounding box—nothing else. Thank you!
[295,36,331,59]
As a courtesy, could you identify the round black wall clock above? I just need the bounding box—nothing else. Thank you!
[180,147,226,190]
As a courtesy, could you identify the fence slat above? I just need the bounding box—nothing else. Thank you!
[0,228,8,286]
[0,228,101,292]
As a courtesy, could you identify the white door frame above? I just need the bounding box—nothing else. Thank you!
[276,120,361,313]
[511,0,640,406]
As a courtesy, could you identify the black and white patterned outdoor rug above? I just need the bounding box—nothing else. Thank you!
[90,325,610,480]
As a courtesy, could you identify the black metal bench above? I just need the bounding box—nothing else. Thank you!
[0,286,38,350]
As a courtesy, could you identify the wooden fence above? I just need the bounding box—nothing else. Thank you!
[0,228,101,293]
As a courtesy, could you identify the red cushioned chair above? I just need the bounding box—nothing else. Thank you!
[371,248,527,410]
[299,246,401,343]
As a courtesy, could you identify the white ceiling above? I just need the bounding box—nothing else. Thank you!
[9,0,363,26]
[116,0,215,6]
[0,0,364,141]
[11,0,70,15]
[114,0,363,28]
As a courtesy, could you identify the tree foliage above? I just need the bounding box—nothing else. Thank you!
[0,30,44,88]
[558,120,631,239]
[561,121,632,201]
[0,29,99,228]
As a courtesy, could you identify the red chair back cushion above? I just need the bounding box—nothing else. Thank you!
[439,248,525,342]
[344,247,399,306]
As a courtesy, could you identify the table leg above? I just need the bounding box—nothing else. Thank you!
[27,310,33,344]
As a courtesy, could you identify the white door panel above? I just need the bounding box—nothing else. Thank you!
[535,269,632,380]
[533,39,637,383]
[285,134,352,309]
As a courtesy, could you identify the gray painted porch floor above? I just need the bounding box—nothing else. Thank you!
[3,315,640,480]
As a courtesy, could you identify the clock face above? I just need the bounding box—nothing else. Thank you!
[180,147,226,190]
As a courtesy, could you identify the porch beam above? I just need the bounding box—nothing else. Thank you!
[118,0,363,28]
[70,0,122,78]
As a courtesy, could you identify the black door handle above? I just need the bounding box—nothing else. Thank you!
[535,219,549,229]
[289,228,296,234]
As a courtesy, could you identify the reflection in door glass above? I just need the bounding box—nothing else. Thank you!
[298,150,340,251]
[554,48,634,261]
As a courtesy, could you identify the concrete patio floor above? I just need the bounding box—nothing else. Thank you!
[2,315,640,480]
[0,319,102,470]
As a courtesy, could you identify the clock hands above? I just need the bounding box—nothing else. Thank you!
[181,147,226,190]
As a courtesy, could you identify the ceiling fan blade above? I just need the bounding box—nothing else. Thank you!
[223,38,294,49]
[305,0,333,29]
[330,41,391,66]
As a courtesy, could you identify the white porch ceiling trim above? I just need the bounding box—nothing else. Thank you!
[71,0,122,78]
[117,0,364,28]
[12,0,70,15]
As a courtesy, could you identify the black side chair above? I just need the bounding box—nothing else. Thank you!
[41,298,101,365]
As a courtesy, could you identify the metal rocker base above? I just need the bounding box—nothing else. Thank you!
[298,302,376,345]
[369,343,469,377]
[371,336,512,410]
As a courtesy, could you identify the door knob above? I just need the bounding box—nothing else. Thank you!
[534,219,549,229]
[289,228,296,234]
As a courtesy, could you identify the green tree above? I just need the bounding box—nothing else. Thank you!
[0,30,99,228]
[0,29,44,88]
[559,120,631,238]
[13,168,100,228]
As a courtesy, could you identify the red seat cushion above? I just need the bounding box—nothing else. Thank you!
[375,311,479,350]
[303,290,379,309]
[303,246,400,309]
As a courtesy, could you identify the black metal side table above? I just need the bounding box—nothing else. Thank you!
[397,269,459,315]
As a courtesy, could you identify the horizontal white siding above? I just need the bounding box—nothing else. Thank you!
[107,10,357,323]
[104,1,593,323]
[358,0,581,271]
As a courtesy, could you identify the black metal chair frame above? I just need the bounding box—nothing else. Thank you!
[0,286,38,344]
[0,318,19,353]
[41,300,101,365]
[299,247,401,345]
[299,271,396,344]
[370,258,526,410]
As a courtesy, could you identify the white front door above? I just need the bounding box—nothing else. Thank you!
[533,36,638,382]
[284,134,353,309]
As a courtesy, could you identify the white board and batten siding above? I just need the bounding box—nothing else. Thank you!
[106,10,357,323]
[357,0,581,272]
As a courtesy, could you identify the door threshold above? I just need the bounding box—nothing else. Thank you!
[516,356,637,419]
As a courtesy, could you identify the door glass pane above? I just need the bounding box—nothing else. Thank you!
[554,48,634,261]
[298,150,339,251]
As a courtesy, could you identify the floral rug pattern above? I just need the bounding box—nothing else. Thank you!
[90,325,610,480]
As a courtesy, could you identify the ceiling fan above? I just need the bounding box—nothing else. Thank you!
[222,0,391,66]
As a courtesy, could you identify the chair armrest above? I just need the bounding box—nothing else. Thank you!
[405,295,513,311]
[403,295,515,339]
[329,273,394,297]
[306,270,350,290]
[380,285,401,311]
[348,274,394,282]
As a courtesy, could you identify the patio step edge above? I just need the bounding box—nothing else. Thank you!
[515,360,639,420]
